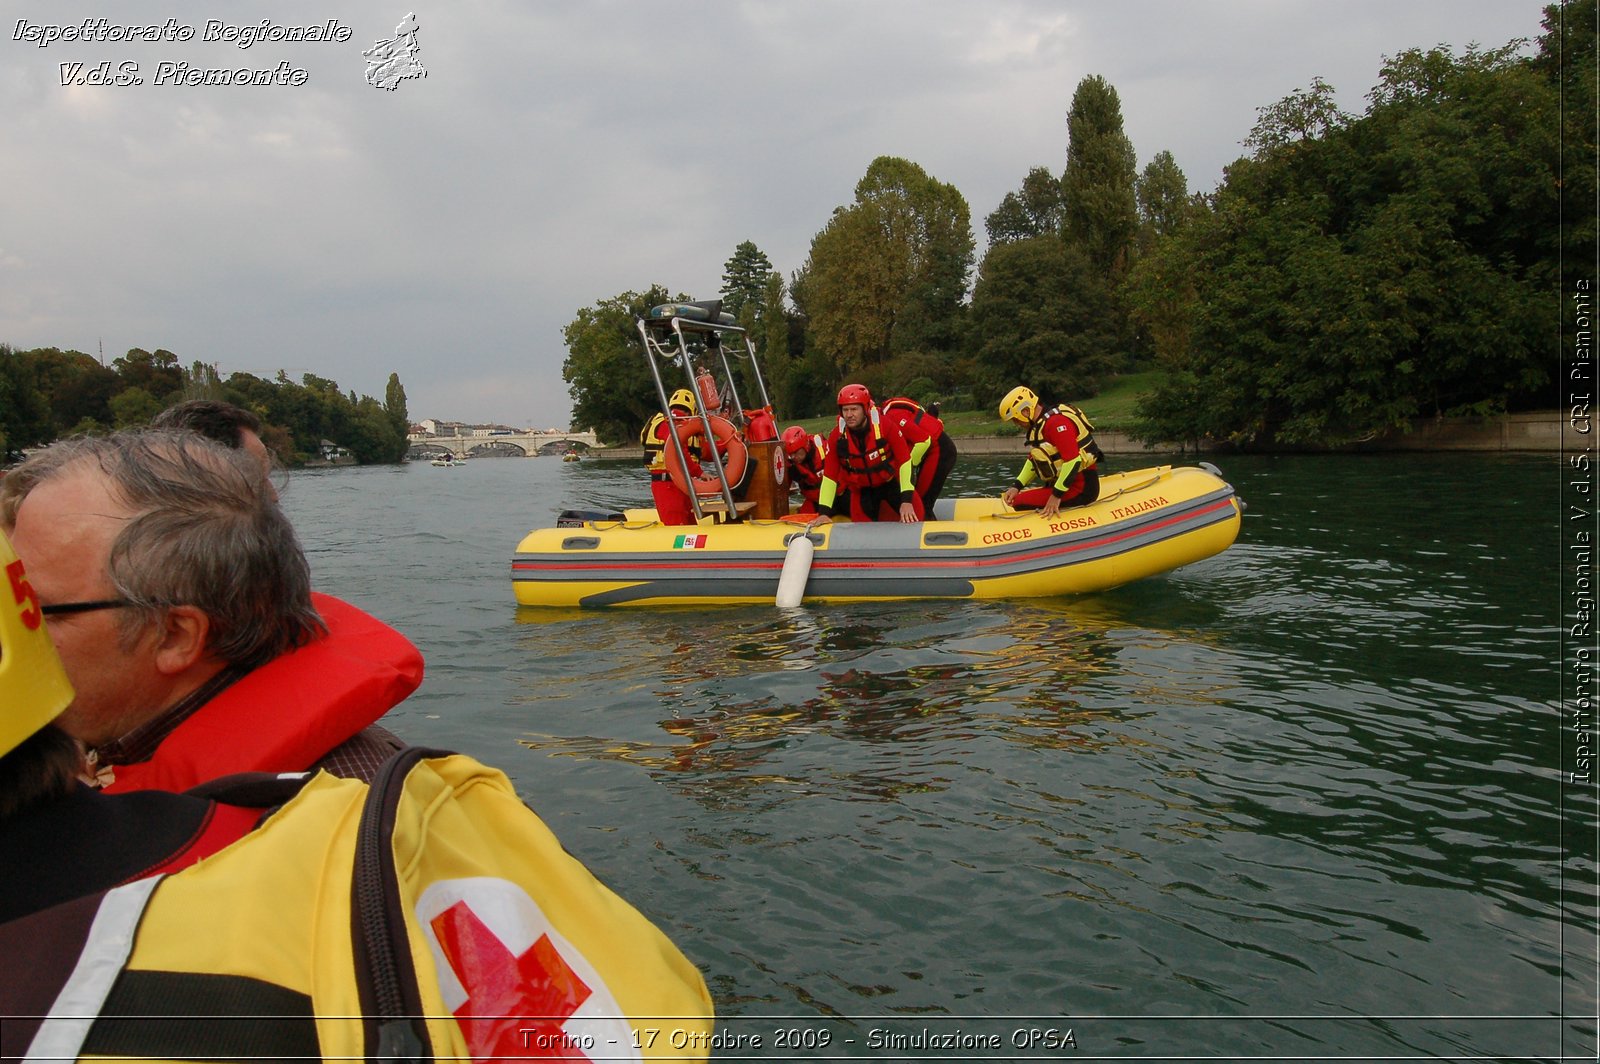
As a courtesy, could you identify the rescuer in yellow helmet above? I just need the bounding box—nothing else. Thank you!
[997,385,1105,518]
[0,528,275,922]
[640,387,704,525]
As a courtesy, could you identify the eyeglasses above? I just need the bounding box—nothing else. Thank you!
[40,599,133,617]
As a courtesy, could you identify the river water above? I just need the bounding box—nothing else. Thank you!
[279,451,1592,1062]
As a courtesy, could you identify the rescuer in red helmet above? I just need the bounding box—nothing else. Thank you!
[780,425,828,515]
[811,384,922,524]
[877,396,957,518]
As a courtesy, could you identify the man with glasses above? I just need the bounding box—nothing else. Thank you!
[0,430,421,791]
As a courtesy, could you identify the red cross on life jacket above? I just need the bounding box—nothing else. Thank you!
[431,899,595,1060]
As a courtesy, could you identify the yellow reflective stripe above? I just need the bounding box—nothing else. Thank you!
[819,477,838,509]
[1052,455,1083,493]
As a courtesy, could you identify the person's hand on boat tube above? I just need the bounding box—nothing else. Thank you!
[1039,492,1063,519]
[1002,486,1020,509]
[808,514,832,528]
[899,501,918,524]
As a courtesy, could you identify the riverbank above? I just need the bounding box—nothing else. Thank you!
[588,410,1575,461]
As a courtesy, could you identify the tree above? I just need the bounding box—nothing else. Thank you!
[17,347,118,435]
[1126,153,1200,369]
[384,372,409,439]
[798,156,974,376]
[1243,77,1352,155]
[112,348,183,401]
[720,241,773,319]
[0,345,53,452]
[1136,41,1556,446]
[1062,75,1138,276]
[178,360,223,402]
[1534,0,1596,296]
[1134,151,1192,243]
[966,236,1120,406]
[109,386,163,429]
[561,285,681,444]
[1124,210,1201,369]
[984,167,1067,245]
[343,395,408,464]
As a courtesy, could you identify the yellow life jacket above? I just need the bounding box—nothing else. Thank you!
[641,412,670,471]
[1024,403,1102,479]
[4,751,714,1062]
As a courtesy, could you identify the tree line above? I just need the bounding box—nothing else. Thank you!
[0,344,411,465]
[563,0,1588,449]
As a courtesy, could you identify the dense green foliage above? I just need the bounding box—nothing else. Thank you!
[555,2,1579,445]
[791,156,974,375]
[1136,31,1562,446]
[0,343,410,464]
[984,167,1067,245]
[967,237,1119,402]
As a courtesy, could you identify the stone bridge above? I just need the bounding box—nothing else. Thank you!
[406,430,600,459]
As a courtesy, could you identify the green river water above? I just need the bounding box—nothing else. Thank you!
[280,450,1594,1062]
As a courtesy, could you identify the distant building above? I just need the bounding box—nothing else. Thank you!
[412,418,529,439]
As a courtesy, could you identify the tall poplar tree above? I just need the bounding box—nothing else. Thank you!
[1062,75,1139,276]
[384,372,409,437]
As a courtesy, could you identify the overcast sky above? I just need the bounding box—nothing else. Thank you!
[0,1,1549,430]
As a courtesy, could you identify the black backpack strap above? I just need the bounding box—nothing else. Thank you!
[350,746,454,1062]
[186,770,316,809]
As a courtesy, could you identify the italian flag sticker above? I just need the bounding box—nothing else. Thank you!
[673,534,707,549]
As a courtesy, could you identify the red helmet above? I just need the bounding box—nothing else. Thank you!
[837,383,873,409]
[781,426,810,455]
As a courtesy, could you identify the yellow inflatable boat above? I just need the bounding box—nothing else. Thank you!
[511,463,1242,608]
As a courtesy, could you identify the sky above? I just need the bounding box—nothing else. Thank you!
[0,1,1552,431]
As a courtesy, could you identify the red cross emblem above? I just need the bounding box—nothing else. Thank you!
[431,899,594,1060]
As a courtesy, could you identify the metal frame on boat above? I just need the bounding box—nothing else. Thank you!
[639,301,775,523]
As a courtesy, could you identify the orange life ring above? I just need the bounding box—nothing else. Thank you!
[664,414,749,498]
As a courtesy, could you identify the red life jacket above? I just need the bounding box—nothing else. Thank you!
[880,397,945,443]
[790,434,827,491]
[103,593,424,794]
[829,407,900,489]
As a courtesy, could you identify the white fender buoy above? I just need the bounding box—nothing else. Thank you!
[775,534,815,608]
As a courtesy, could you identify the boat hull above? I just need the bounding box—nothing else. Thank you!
[511,465,1242,607]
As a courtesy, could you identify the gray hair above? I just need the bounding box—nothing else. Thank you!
[0,430,325,669]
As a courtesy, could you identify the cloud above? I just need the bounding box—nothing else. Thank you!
[0,0,1546,428]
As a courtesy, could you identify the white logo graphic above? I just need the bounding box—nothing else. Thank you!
[364,13,425,91]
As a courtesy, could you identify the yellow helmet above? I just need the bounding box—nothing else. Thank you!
[668,389,696,413]
[998,386,1040,425]
[0,529,74,758]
